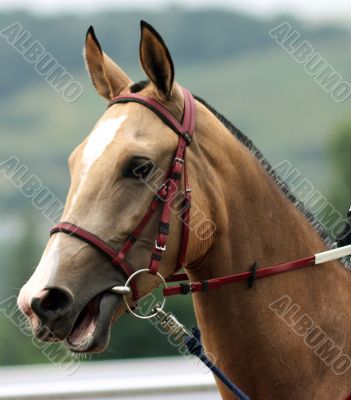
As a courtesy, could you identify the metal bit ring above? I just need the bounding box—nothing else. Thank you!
[123,269,167,320]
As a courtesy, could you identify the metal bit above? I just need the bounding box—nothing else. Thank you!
[110,286,131,296]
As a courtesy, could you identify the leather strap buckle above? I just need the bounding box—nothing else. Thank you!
[155,240,166,251]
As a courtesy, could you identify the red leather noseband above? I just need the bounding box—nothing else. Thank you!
[50,88,196,302]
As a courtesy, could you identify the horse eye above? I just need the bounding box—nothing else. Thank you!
[122,158,154,180]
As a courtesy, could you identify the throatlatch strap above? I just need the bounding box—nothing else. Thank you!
[108,88,196,278]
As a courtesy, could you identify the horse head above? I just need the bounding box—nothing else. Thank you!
[17,21,215,353]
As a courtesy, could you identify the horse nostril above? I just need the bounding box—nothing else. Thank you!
[31,288,73,321]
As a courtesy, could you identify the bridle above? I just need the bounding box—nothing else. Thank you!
[50,84,351,304]
[50,87,196,302]
[50,85,351,303]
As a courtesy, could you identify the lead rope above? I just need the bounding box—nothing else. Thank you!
[151,305,251,400]
[185,327,251,400]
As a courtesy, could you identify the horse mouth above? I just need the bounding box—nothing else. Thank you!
[65,291,123,353]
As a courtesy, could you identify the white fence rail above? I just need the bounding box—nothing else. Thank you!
[0,357,219,399]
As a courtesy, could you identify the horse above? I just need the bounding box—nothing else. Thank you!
[17,21,351,399]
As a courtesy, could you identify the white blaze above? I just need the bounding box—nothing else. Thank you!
[83,115,127,176]
[19,115,127,305]
[19,235,62,304]
[71,114,127,206]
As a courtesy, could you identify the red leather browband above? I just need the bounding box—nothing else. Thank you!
[50,88,196,302]
[108,91,195,144]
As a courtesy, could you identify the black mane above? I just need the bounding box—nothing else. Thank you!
[130,80,149,93]
[195,95,351,268]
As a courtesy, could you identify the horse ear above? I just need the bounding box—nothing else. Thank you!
[84,26,133,100]
[139,21,174,99]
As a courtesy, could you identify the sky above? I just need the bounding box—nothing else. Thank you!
[0,0,351,22]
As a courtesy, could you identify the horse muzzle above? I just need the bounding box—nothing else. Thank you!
[18,283,125,353]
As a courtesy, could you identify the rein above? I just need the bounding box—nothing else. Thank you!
[164,245,351,296]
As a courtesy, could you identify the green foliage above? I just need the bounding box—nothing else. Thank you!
[0,210,41,299]
[0,210,52,365]
[0,10,347,97]
[329,122,351,214]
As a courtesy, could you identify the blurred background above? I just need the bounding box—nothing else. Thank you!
[0,0,350,368]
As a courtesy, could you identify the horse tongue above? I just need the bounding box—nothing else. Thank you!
[67,294,101,346]
[86,291,124,352]
[67,291,123,352]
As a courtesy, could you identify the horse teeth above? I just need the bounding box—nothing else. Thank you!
[110,286,131,295]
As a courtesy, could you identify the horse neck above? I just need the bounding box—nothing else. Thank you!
[186,102,351,397]
[188,102,331,275]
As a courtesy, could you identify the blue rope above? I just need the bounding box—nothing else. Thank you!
[184,327,251,400]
